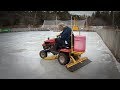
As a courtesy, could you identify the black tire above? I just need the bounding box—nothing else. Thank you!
[58,53,70,65]
[39,50,47,58]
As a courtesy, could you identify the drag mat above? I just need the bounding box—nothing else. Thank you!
[66,59,92,72]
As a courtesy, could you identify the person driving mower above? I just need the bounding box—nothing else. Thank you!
[39,22,89,72]
[55,23,72,50]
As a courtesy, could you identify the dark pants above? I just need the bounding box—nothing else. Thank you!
[55,38,72,50]
[55,38,65,50]
[54,34,74,50]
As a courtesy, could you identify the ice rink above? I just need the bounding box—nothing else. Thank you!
[0,31,120,79]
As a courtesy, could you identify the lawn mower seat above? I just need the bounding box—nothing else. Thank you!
[66,34,74,49]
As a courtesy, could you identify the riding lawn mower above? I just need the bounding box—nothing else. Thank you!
[39,31,89,72]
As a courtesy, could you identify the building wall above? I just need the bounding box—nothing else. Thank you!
[96,27,120,62]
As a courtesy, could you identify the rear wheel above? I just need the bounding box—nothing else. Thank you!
[58,53,70,65]
[39,50,47,58]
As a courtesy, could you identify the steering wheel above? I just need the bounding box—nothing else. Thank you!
[57,35,61,38]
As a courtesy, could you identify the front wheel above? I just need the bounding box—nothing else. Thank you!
[39,50,47,59]
[58,53,70,65]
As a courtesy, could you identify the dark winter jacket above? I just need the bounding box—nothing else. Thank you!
[60,26,72,43]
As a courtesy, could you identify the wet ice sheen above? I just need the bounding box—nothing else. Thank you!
[0,31,120,79]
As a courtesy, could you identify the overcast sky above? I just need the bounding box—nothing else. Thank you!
[69,11,95,16]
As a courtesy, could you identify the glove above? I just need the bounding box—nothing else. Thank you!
[57,34,61,38]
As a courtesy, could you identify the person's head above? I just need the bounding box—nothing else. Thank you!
[57,23,67,31]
